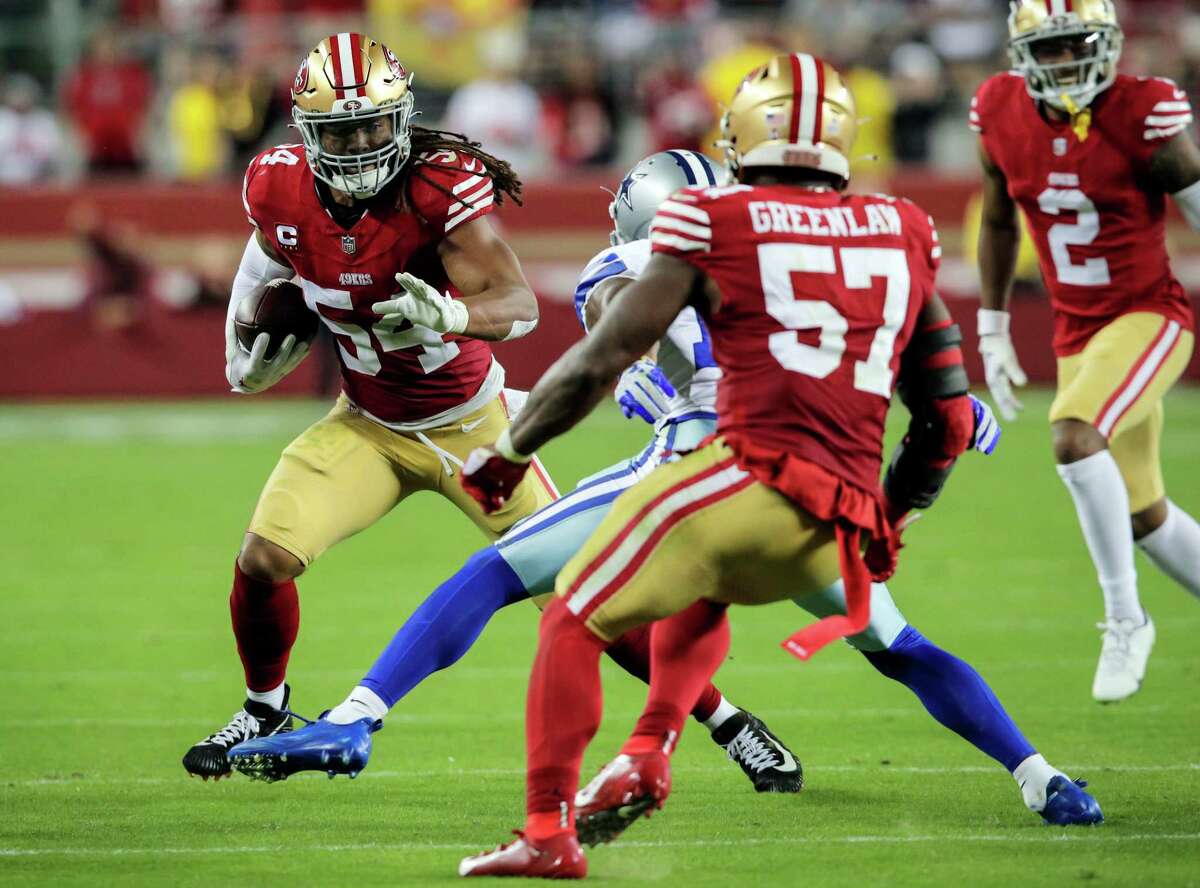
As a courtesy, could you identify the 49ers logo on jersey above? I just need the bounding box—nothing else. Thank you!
[293,59,310,97]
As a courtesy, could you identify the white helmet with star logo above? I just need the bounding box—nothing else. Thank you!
[607,150,725,246]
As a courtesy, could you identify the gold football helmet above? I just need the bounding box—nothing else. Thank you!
[1008,1,1122,112]
[718,53,857,187]
[291,32,416,197]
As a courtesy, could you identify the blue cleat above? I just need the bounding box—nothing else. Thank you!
[228,715,381,783]
[1040,775,1103,826]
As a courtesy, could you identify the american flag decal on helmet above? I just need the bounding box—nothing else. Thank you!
[789,53,826,145]
[326,32,368,99]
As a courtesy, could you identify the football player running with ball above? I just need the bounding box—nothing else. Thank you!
[182,33,558,780]
[973,1,1200,702]
[228,150,806,794]
[458,54,1102,879]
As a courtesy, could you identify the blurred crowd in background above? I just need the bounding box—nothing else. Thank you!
[1,0,1198,189]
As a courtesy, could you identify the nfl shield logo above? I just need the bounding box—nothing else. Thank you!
[1053,138,1068,156]
[341,234,356,255]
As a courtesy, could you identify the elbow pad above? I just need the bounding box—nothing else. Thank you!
[896,320,970,408]
[1172,178,1200,231]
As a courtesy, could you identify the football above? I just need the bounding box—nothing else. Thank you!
[234,278,320,360]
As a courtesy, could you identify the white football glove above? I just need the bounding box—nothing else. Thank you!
[977,309,1027,421]
[372,272,469,335]
[614,359,676,425]
[225,315,310,394]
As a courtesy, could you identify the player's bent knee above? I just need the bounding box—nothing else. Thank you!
[1131,499,1169,540]
[1051,418,1107,464]
[238,533,305,583]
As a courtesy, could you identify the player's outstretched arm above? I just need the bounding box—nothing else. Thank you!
[1150,131,1200,229]
[975,139,1027,420]
[461,254,704,512]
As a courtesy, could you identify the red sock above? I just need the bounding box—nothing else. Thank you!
[622,600,730,757]
[229,560,299,693]
[606,625,725,722]
[525,598,608,839]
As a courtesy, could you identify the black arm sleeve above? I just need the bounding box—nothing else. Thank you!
[884,323,973,513]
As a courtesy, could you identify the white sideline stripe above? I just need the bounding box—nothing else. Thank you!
[6,657,1198,680]
[0,410,329,442]
[1097,320,1181,436]
[658,200,711,223]
[4,834,1198,857]
[1152,101,1191,112]
[9,701,1197,729]
[11,763,1198,789]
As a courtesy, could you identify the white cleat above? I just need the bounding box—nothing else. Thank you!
[1092,612,1155,703]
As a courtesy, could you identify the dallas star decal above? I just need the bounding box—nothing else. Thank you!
[617,171,647,210]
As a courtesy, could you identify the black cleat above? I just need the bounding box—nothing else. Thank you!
[182,685,294,780]
[711,709,803,793]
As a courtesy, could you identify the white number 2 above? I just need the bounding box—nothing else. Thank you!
[298,279,460,377]
[759,244,911,398]
[1036,187,1111,287]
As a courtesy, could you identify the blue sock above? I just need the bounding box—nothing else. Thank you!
[862,625,1036,772]
[360,547,529,707]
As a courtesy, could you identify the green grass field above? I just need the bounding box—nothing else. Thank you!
[1,390,1198,886]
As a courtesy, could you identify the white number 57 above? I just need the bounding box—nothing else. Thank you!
[759,243,911,397]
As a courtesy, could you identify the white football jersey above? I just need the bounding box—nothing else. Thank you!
[574,239,719,424]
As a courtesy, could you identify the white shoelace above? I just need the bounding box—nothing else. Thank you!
[725,725,781,773]
[203,709,263,747]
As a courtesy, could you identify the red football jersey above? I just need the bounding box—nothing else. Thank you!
[971,72,1195,356]
[242,144,500,427]
[650,185,940,493]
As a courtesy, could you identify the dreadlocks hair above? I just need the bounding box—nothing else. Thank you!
[399,126,523,221]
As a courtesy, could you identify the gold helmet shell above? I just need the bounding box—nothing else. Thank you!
[1008,1,1122,112]
[291,32,416,197]
[719,53,857,186]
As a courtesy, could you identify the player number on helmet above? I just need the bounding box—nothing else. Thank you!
[759,244,911,398]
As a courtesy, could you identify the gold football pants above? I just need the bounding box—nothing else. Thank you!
[248,394,558,565]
